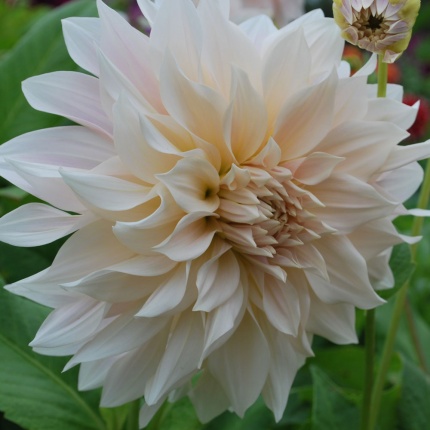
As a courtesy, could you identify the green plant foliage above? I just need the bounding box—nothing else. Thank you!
[376,298,430,370]
[0,286,105,430]
[307,347,364,392]
[202,397,276,430]
[310,366,360,430]
[0,1,48,56]
[398,359,430,430]
[0,0,97,145]
[147,397,203,430]
[378,243,415,301]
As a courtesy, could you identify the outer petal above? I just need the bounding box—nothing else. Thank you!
[201,282,245,361]
[318,121,408,180]
[226,67,268,163]
[30,298,107,356]
[309,235,384,309]
[113,95,179,184]
[135,264,189,317]
[101,328,170,407]
[149,0,202,81]
[62,17,101,76]
[0,126,114,212]
[189,371,230,423]
[0,204,95,246]
[60,170,155,212]
[194,248,240,312]
[208,312,270,417]
[275,71,337,160]
[262,27,311,126]
[22,72,112,137]
[69,312,169,366]
[312,174,396,233]
[97,0,162,111]
[260,316,309,421]
[306,292,358,344]
[263,277,301,336]
[144,311,204,404]
[159,52,232,168]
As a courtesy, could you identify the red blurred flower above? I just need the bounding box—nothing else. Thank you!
[387,63,402,83]
[404,94,430,140]
[342,44,364,75]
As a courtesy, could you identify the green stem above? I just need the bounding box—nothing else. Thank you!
[377,56,387,98]
[361,309,375,430]
[405,299,428,372]
[369,158,430,429]
[126,399,140,430]
[360,54,388,430]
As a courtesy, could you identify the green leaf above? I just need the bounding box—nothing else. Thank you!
[378,243,415,300]
[398,359,430,430]
[0,242,50,283]
[151,397,203,430]
[100,404,132,430]
[202,397,276,430]
[0,185,28,201]
[306,347,365,392]
[276,387,312,427]
[0,2,49,56]
[0,286,106,430]
[0,0,97,144]
[310,366,360,430]
[378,384,401,430]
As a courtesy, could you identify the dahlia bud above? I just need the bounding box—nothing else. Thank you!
[333,0,420,63]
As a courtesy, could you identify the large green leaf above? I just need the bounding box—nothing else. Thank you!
[306,347,364,393]
[148,397,203,430]
[310,366,360,430]
[378,243,415,300]
[0,1,49,56]
[0,286,105,430]
[0,0,97,144]
[398,359,430,430]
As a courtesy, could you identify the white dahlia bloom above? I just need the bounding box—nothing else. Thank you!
[1,0,429,426]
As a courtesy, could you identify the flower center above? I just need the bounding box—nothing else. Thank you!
[353,9,389,42]
[215,165,329,262]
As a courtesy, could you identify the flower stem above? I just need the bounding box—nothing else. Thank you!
[126,399,140,430]
[369,158,430,429]
[361,53,388,430]
[377,55,387,98]
[405,299,428,372]
[361,309,375,430]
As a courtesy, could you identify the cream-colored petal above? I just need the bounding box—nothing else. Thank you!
[155,212,219,261]
[226,67,268,163]
[62,18,101,76]
[113,95,179,184]
[144,311,204,404]
[195,248,240,312]
[30,298,106,356]
[157,157,220,213]
[208,312,270,417]
[23,72,112,137]
[275,70,337,161]
[0,204,95,247]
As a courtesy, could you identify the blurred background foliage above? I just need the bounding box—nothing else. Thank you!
[0,0,430,429]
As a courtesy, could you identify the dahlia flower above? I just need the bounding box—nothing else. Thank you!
[0,0,429,426]
[333,0,421,63]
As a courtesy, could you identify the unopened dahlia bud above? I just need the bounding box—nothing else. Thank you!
[333,0,420,63]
